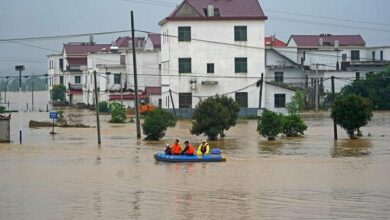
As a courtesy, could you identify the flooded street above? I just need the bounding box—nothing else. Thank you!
[1,110,390,219]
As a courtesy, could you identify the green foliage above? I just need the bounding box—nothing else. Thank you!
[341,68,390,110]
[109,102,127,123]
[98,101,110,113]
[191,95,240,140]
[50,84,66,101]
[282,114,307,137]
[257,109,284,140]
[142,109,177,140]
[0,106,5,113]
[286,91,305,115]
[331,94,373,139]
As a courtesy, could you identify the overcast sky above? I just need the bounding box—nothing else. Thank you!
[0,0,389,76]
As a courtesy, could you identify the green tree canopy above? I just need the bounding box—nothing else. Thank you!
[331,94,373,139]
[142,109,177,140]
[257,109,284,141]
[282,114,307,137]
[286,91,305,115]
[50,84,66,101]
[191,95,240,140]
[341,68,390,110]
[109,102,127,123]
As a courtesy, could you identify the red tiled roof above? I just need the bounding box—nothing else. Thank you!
[115,36,145,48]
[109,94,147,101]
[160,0,267,24]
[265,36,286,47]
[145,86,161,95]
[148,34,161,49]
[67,57,87,66]
[63,43,112,56]
[289,34,366,47]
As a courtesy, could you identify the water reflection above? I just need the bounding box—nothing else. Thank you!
[258,140,283,155]
[331,139,372,158]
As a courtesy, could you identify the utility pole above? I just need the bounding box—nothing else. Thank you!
[120,72,123,106]
[131,11,141,139]
[331,76,338,140]
[315,63,319,111]
[169,89,176,117]
[31,82,34,112]
[93,71,101,144]
[257,73,264,109]
[5,76,9,104]
[15,65,25,144]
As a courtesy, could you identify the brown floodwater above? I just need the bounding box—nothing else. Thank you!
[1,110,390,219]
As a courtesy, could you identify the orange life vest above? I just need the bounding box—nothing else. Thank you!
[171,143,182,155]
[184,144,195,155]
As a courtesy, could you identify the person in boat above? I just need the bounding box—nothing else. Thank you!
[181,141,195,156]
[165,144,172,155]
[170,139,182,155]
[197,139,210,155]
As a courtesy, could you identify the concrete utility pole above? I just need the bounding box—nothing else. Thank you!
[31,82,34,112]
[93,71,101,144]
[120,72,123,106]
[257,73,264,109]
[15,65,25,144]
[169,89,176,117]
[131,11,141,139]
[331,76,338,140]
[315,63,319,111]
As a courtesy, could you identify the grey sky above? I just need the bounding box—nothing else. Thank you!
[0,0,389,76]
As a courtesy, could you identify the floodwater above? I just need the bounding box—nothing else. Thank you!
[1,110,390,219]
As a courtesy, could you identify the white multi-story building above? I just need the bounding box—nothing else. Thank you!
[159,0,267,115]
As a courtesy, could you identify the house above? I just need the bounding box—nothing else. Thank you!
[159,0,267,116]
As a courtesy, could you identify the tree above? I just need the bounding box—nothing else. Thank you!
[282,114,307,137]
[257,109,284,141]
[109,102,127,123]
[331,94,373,139]
[286,91,305,115]
[341,68,390,110]
[191,95,239,140]
[142,109,177,140]
[50,84,66,101]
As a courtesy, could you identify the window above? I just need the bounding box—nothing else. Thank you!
[59,58,63,72]
[356,72,360,80]
[60,76,64,85]
[178,26,191,42]
[179,93,192,108]
[351,50,360,61]
[372,51,376,61]
[274,94,286,108]
[75,76,81,84]
[235,92,248,108]
[234,26,247,41]
[114,74,121,84]
[235,57,247,73]
[179,58,192,73]
[380,50,384,61]
[275,72,284,83]
[207,63,214,74]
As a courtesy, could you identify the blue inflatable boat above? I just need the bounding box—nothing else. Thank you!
[154,149,226,163]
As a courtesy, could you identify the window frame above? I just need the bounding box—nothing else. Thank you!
[114,74,121,85]
[74,75,81,84]
[179,93,192,108]
[274,94,286,108]
[178,58,192,73]
[351,50,360,61]
[274,72,284,83]
[178,26,191,42]
[234,26,247,41]
[207,63,214,74]
[235,57,247,73]
[235,92,248,108]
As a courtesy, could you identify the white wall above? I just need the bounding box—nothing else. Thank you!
[126,51,160,89]
[160,20,265,109]
[263,83,296,114]
[323,71,366,93]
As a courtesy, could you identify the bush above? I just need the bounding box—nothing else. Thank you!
[257,109,284,141]
[0,106,5,113]
[50,84,66,102]
[109,102,127,123]
[142,109,177,140]
[282,114,307,137]
[286,91,305,115]
[191,95,240,140]
[331,94,373,139]
[98,101,110,113]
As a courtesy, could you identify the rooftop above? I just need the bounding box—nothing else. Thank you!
[288,34,366,47]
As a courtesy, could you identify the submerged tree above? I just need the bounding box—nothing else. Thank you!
[257,109,284,141]
[109,102,127,123]
[282,114,307,137]
[142,109,177,140]
[286,91,305,115]
[50,84,66,102]
[191,95,240,140]
[331,94,373,139]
